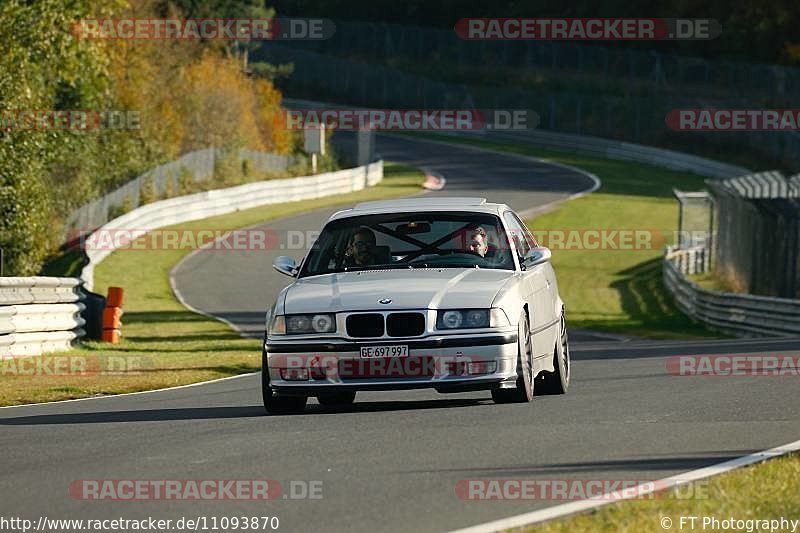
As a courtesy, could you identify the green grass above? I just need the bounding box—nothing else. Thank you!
[526,452,800,532]
[0,162,424,406]
[404,132,718,338]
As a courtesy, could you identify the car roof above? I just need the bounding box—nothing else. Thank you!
[329,197,511,221]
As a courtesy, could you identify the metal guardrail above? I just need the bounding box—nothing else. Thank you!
[0,277,86,357]
[663,248,800,337]
[80,161,384,290]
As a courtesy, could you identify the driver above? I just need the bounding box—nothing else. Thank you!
[345,228,378,267]
[466,225,489,258]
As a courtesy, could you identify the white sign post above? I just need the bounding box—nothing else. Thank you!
[303,124,326,174]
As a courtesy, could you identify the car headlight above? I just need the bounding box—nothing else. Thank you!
[310,314,335,333]
[270,314,336,335]
[436,309,509,329]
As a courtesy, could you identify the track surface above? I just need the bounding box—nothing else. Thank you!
[2,136,799,533]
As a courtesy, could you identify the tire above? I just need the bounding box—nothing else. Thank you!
[492,310,534,404]
[261,345,307,415]
[536,309,570,395]
[317,391,357,406]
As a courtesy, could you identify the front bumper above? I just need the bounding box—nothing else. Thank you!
[264,332,519,394]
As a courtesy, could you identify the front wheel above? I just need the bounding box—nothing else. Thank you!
[492,310,534,404]
[536,310,570,395]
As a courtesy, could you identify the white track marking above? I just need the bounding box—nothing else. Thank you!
[449,437,800,533]
[0,372,256,410]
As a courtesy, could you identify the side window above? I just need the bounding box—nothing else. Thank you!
[512,213,538,248]
[503,212,533,257]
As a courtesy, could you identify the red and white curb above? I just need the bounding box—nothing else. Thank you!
[422,170,447,190]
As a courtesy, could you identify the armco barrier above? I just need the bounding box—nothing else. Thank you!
[0,277,86,357]
[81,160,383,290]
[663,249,800,337]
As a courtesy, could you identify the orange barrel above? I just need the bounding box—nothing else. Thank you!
[102,287,125,344]
[106,286,125,307]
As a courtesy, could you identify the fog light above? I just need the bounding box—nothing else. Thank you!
[280,368,309,381]
[467,361,497,375]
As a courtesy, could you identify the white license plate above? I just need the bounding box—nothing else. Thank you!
[360,345,409,358]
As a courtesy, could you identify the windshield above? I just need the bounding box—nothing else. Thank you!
[298,211,514,277]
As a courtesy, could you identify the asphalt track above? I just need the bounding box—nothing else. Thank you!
[1,135,799,533]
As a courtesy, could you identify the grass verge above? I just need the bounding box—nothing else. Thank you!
[405,132,718,339]
[0,162,424,406]
[524,452,800,532]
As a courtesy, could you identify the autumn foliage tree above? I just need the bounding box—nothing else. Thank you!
[0,0,296,275]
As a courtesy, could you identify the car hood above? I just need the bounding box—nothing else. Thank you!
[283,269,516,313]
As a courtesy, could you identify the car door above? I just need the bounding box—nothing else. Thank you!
[514,212,560,354]
[503,211,552,358]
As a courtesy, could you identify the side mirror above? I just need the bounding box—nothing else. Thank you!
[273,256,299,277]
[522,247,551,270]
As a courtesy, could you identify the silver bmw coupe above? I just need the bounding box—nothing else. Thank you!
[262,197,570,414]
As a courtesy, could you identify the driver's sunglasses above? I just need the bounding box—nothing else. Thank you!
[353,240,372,248]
